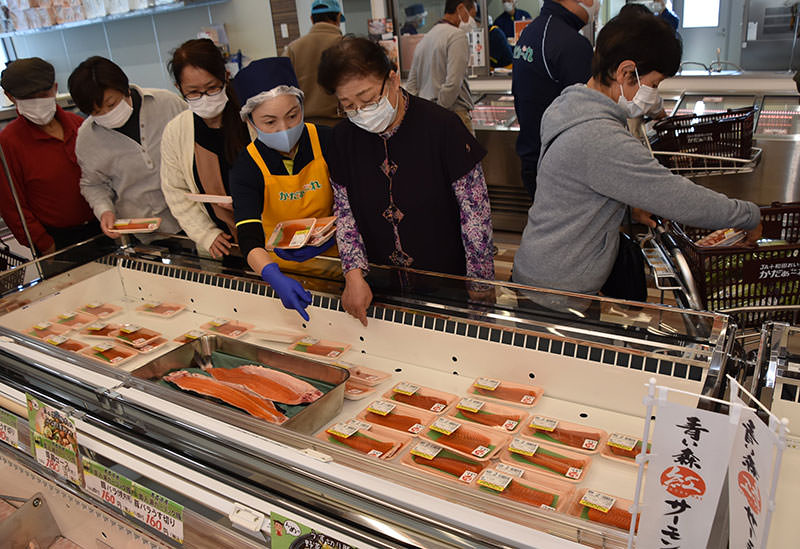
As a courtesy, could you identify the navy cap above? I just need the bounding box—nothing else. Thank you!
[311,0,345,20]
[232,57,300,106]
[1,57,55,98]
[404,3,426,17]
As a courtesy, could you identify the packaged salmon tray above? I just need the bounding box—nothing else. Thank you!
[467,377,544,407]
[567,490,638,533]
[266,218,316,249]
[344,380,380,401]
[250,327,305,344]
[290,337,350,359]
[337,363,391,387]
[43,335,87,353]
[448,397,529,434]
[80,302,121,319]
[401,443,487,485]
[49,310,97,330]
[316,420,412,460]
[422,417,510,462]
[136,301,185,318]
[200,318,253,339]
[79,321,121,339]
[600,432,651,467]
[383,382,457,413]
[498,436,593,483]
[110,324,162,349]
[522,415,608,455]
[355,400,437,436]
[112,218,161,234]
[27,321,70,340]
[135,337,169,354]
[472,467,575,513]
[80,342,137,366]
[174,329,207,344]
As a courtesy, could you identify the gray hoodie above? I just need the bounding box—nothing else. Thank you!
[513,84,760,295]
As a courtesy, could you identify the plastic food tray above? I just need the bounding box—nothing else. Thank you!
[497,438,593,483]
[355,400,437,436]
[316,421,413,460]
[383,382,457,413]
[467,378,544,407]
[448,397,529,434]
[421,418,510,462]
[522,415,609,455]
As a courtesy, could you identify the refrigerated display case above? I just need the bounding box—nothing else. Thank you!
[0,236,777,548]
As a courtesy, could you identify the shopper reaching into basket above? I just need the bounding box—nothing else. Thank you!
[512,14,762,300]
[229,58,336,321]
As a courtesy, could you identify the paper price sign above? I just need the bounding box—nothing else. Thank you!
[430,402,446,412]
[472,445,491,458]
[520,394,536,405]
[582,438,598,450]
[566,467,583,480]
[86,302,103,309]
[495,462,524,478]
[608,433,638,451]
[408,423,425,435]
[183,330,204,340]
[393,382,419,396]
[289,229,310,247]
[59,311,77,320]
[131,484,184,543]
[580,490,616,514]
[46,335,68,346]
[34,321,51,330]
[83,459,134,515]
[210,318,228,327]
[474,378,500,391]
[0,410,19,449]
[411,441,443,460]
[367,400,396,416]
[326,423,359,438]
[87,322,108,331]
[477,470,513,492]
[346,419,372,431]
[509,437,539,457]
[94,342,113,352]
[456,398,485,413]
[530,416,558,432]
[120,324,141,334]
[143,301,162,308]
[430,417,461,436]
[503,419,519,431]
[32,433,81,485]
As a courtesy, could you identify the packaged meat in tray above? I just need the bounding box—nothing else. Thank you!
[344,380,379,400]
[498,436,592,483]
[522,415,608,454]
[468,377,544,407]
[448,397,529,434]
[422,417,509,461]
[112,217,161,234]
[473,466,575,513]
[80,302,121,319]
[135,337,169,354]
[316,420,412,460]
[111,323,161,349]
[567,489,638,532]
[27,321,69,340]
[200,318,253,339]
[79,321,121,339]
[401,442,487,485]
[250,327,305,344]
[136,301,185,318]
[339,364,391,387]
[289,337,350,360]
[174,329,206,344]
[355,399,437,435]
[80,342,137,366]
[43,335,87,352]
[382,382,457,413]
[266,218,316,249]
[600,432,651,467]
[49,310,97,330]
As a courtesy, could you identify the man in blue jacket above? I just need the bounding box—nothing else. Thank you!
[512,0,597,200]
[494,0,531,39]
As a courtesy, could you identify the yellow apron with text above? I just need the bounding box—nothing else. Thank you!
[246,123,338,275]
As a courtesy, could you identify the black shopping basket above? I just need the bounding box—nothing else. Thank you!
[668,202,800,329]
[0,242,26,295]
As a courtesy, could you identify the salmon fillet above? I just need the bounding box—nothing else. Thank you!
[502,481,557,507]
[609,441,648,459]
[459,409,522,427]
[165,371,288,424]
[475,385,537,403]
[392,392,447,411]
[516,449,584,476]
[437,427,492,454]
[329,432,395,456]
[411,454,485,477]
[532,425,599,449]
[365,411,422,432]
[208,365,322,404]
[587,507,639,532]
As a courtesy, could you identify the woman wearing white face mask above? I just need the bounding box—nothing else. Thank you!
[69,56,185,241]
[318,38,495,327]
[229,58,337,321]
[160,39,251,259]
[513,14,763,300]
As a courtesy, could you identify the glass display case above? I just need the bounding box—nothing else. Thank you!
[757,95,800,137]
[673,94,757,117]
[0,237,749,548]
[471,93,518,130]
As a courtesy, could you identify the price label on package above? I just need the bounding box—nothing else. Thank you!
[477,470,513,492]
[94,342,114,352]
[346,419,372,431]
[582,438,599,451]
[59,311,77,320]
[608,433,638,451]
[580,490,616,514]
[456,398,485,413]
[509,437,539,457]
[0,410,19,449]
[86,301,103,309]
[183,330,205,340]
[143,301,162,308]
[83,458,134,515]
[34,321,51,330]
[530,416,558,432]
[87,321,108,331]
[472,445,491,458]
[474,378,500,391]
[520,394,536,405]
[495,462,524,478]
[289,229,311,248]
[410,441,443,460]
[566,466,583,480]
[393,382,420,396]
[430,417,461,436]
[367,400,396,416]
[120,324,141,334]
[326,423,359,439]
[210,318,228,327]
[46,335,68,346]
[131,484,184,543]
[502,419,519,431]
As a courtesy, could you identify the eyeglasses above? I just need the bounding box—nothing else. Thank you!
[337,75,388,117]
[183,85,225,101]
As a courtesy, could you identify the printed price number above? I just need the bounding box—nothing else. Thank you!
[326,423,359,438]
[580,490,616,514]
[346,419,372,431]
[430,417,461,436]
[509,437,539,457]
[393,382,420,396]
[131,495,183,543]
[503,419,519,431]
[566,466,583,480]
[367,400,396,416]
[477,469,513,492]
[608,433,638,452]
[457,397,485,413]
[474,377,500,391]
[0,422,19,448]
[520,394,536,405]
[411,441,443,460]
[530,416,558,432]
[120,323,141,333]
[495,462,524,478]
[582,438,599,450]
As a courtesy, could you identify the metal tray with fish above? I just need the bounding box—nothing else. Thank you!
[127,334,349,434]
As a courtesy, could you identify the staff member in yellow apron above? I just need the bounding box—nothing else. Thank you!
[230,58,335,320]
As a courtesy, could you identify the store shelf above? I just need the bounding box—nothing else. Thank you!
[0,0,227,38]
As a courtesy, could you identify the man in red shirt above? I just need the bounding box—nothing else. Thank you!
[0,57,98,255]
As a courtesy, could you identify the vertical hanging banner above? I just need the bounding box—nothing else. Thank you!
[467,29,485,67]
[728,403,776,549]
[637,398,738,548]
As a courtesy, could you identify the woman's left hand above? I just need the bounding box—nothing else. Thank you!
[342,269,372,327]
[209,232,233,258]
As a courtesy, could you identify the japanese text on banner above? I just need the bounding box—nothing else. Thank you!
[83,458,135,515]
[0,409,20,449]
[130,483,184,543]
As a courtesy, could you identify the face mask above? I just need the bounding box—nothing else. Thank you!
[187,87,229,119]
[16,97,56,125]
[256,120,305,153]
[93,97,133,129]
[503,2,514,13]
[618,66,662,118]
[459,15,477,30]
[577,0,602,24]
[347,90,398,134]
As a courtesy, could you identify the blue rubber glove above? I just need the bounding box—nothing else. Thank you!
[273,237,335,262]
[260,263,312,320]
